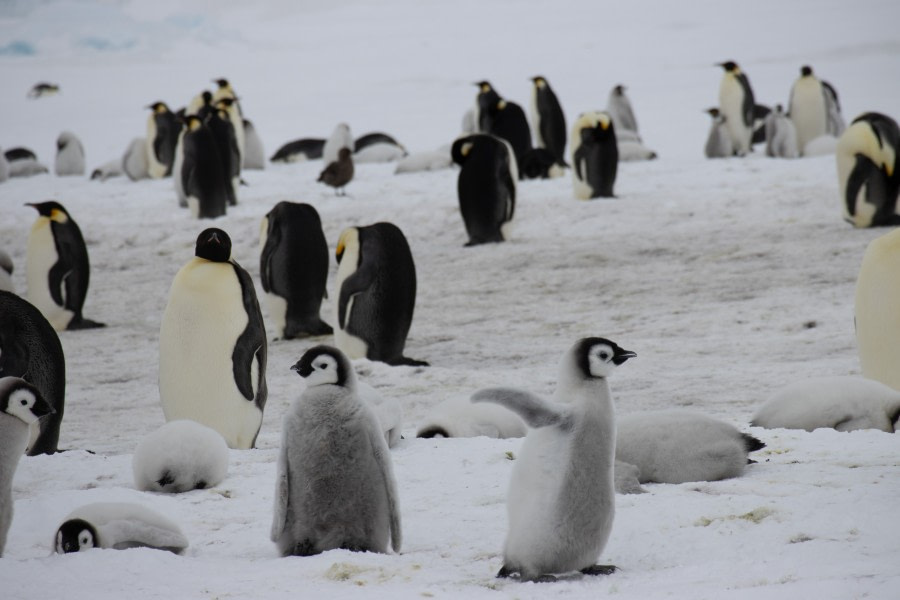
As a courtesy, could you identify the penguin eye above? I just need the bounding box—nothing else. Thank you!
[599,352,609,361]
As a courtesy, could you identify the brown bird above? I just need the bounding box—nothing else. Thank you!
[317,147,354,196]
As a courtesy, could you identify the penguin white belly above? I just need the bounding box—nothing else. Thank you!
[719,81,748,154]
[146,126,167,179]
[173,132,186,206]
[791,81,827,154]
[265,292,288,338]
[25,221,73,330]
[186,196,200,219]
[572,158,593,200]
[159,260,261,448]
[333,296,369,359]
[856,229,900,391]
[334,240,369,360]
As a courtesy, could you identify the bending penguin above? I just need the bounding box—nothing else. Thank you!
[259,201,333,339]
[789,65,845,155]
[855,226,900,391]
[179,114,229,219]
[717,61,755,156]
[0,378,55,557]
[472,337,635,581]
[335,223,428,367]
[159,228,267,449]
[271,345,402,556]
[451,134,517,246]
[25,201,105,331]
[571,111,618,199]
[530,76,567,167]
[836,112,900,228]
[54,132,85,177]
[0,290,66,455]
[55,502,189,554]
[145,102,180,178]
[133,420,229,492]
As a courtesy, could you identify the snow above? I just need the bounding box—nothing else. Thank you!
[1,0,900,598]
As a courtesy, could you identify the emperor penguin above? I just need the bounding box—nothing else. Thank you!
[208,100,241,205]
[704,108,734,158]
[571,111,618,199]
[27,82,59,99]
[472,337,635,581]
[789,65,845,155]
[54,131,85,176]
[132,420,229,492]
[25,201,105,331]
[474,81,533,168]
[212,79,245,163]
[530,76,567,167]
[271,345,402,556]
[122,137,150,181]
[615,410,765,484]
[605,85,639,141]
[764,105,799,158]
[717,61,755,156]
[322,123,354,166]
[0,377,54,557]
[159,228,268,449]
[270,138,326,163]
[259,201,333,339]
[242,119,266,169]
[55,502,189,554]
[752,375,900,432]
[855,226,900,390]
[836,112,900,228]
[450,133,517,246]
[0,290,66,456]
[335,223,428,367]
[179,115,229,219]
[353,132,407,163]
[145,102,180,178]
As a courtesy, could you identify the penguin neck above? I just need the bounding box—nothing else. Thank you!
[0,415,28,490]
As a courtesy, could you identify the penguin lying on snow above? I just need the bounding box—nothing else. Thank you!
[27,82,59,99]
[752,376,900,432]
[359,381,403,448]
[0,378,54,557]
[55,502,189,554]
[616,409,765,485]
[353,132,407,163]
[133,420,229,493]
[472,337,635,582]
[270,138,325,163]
[416,394,526,439]
[272,346,402,556]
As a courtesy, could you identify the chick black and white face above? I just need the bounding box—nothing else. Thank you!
[0,379,51,425]
[577,337,636,379]
[291,346,348,388]
[56,519,96,554]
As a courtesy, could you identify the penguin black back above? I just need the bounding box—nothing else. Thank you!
[531,76,567,166]
[181,115,229,219]
[451,134,516,246]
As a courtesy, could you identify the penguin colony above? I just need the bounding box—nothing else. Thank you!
[1,61,897,591]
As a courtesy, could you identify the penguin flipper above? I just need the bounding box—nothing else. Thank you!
[368,425,402,553]
[337,268,375,329]
[271,438,291,542]
[471,387,564,428]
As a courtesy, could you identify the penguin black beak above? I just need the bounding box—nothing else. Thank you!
[612,350,636,365]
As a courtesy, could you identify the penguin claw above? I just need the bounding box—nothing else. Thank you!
[581,564,616,576]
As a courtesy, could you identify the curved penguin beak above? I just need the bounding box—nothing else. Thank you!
[612,349,637,365]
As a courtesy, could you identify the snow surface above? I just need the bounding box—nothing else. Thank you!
[1,0,900,598]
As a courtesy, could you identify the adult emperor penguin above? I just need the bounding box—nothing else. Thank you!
[0,377,54,557]
[179,114,229,219]
[271,345,402,556]
[0,290,66,455]
[789,65,845,155]
[145,101,180,178]
[472,337,635,581]
[717,61,755,156]
[159,228,268,449]
[836,112,900,228]
[856,226,900,390]
[764,104,799,158]
[474,81,532,168]
[571,111,618,199]
[259,201,333,339]
[530,76,567,166]
[55,502,189,554]
[208,101,241,206]
[335,223,428,367]
[450,133,517,246]
[25,201,105,331]
[212,79,245,163]
[54,131,85,176]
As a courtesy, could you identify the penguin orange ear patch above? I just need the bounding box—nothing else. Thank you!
[460,142,474,157]
[49,209,68,223]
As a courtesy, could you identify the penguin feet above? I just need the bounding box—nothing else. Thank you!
[387,356,430,368]
[581,564,617,576]
[290,539,319,557]
[496,565,558,583]
[67,317,106,330]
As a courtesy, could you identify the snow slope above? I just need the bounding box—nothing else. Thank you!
[1,1,899,598]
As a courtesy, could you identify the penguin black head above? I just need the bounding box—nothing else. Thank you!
[183,114,204,131]
[718,61,739,72]
[213,78,229,88]
[705,107,722,119]
[531,76,547,87]
[800,65,813,77]
[147,101,170,113]
[0,376,55,425]
[194,228,232,262]
[291,345,351,388]
[55,518,98,553]
[474,80,493,92]
[573,337,636,379]
[613,84,625,95]
[25,200,70,222]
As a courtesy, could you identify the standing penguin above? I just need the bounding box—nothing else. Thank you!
[789,65,845,155]
[451,134,517,246]
[0,290,65,455]
[717,61,755,156]
[704,108,734,158]
[54,131,85,176]
[474,81,533,168]
[530,76,567,167]
[571,111,618,199]
[764,105,799,158]
[0,377,54,557]
[179,115,229,219]
[836,112,900,228]
[271,346,402,556]
[159,228,267,449]
[145,102,180,178]
[605,85,639,141]
[242,119,266,170]
[472,337,635,581]
[335,223,428,367]
[208,100,241,206]
[259,201,333,339]
[25,201,105,331]
[212,79,245,164]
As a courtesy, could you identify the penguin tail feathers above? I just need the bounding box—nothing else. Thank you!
[67,317,106,330]
[416,426,450,439]
[742,433,766,453]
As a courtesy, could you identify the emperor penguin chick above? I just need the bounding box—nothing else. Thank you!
[271,345,402,556]
[472,337,635,582]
